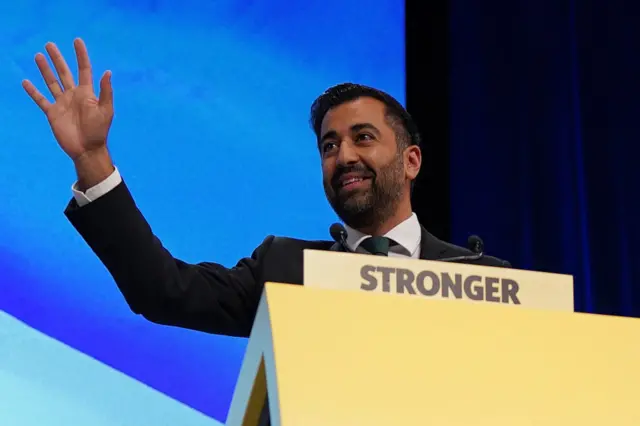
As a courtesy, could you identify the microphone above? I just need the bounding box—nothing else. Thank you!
[467,235,484,255]
[437,235,485,262]
[329,223,352,252]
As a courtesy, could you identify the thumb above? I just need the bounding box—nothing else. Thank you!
[98,70,113,109]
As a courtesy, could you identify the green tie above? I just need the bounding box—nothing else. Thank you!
[360,236,391,256]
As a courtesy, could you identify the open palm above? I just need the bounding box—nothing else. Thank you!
[22,38,113,161]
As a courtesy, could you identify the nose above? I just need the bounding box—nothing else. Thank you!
[336,140,359,166]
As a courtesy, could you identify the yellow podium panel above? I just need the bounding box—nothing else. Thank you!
[227,284,640,426]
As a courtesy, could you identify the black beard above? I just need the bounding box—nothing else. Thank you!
[325,158,404,230]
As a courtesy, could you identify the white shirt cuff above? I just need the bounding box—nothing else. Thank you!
[72,167,122,207]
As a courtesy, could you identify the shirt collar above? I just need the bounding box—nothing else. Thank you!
[343,213,421,257]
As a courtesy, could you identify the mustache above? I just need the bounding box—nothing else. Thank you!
[331,164,375,187]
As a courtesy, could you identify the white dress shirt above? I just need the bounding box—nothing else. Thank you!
[72,168,422,258]
[344,213,422,258]
[72,167,123,207]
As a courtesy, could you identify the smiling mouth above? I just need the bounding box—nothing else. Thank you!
[339,176,371,191]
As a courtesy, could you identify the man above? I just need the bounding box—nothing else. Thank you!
[23,39,509,339]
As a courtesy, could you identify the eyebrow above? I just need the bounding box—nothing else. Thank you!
[319,122,381,145]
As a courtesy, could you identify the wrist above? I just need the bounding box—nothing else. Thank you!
[73,146,114,192]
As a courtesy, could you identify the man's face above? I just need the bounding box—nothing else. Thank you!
[319,97,415,229]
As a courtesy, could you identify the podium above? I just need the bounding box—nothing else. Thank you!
[226,250,640,426]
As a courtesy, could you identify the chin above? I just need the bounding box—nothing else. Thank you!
[337,191,368,208]
[340,196,375,216]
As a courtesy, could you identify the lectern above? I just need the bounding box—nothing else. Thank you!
[226,250,640,426]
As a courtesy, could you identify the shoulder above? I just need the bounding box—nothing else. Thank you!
[250,236,335,283]
[424,230,511,268]
[251,235,334,257]
[447,240,510,268]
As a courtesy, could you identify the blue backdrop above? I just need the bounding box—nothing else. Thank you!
[0,0,404,423]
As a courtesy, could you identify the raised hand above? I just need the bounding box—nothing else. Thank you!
[23,38,115,189]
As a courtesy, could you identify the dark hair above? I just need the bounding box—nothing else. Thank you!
[309,83,421,149]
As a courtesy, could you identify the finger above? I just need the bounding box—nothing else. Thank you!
[22,79,52,112]
[45,42,76,90]
[35,53,64,99]
[74,38,93,88]
[98,70,113,109]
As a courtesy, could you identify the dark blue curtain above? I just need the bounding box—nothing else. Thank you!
[448,0,640,316]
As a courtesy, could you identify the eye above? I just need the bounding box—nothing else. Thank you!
[356,133,374,142]
[322,141,338,154]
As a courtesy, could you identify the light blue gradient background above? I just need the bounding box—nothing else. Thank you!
[0,0,404,423]
[0,311,220,425]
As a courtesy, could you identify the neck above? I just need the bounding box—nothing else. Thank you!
[354,198,413,236]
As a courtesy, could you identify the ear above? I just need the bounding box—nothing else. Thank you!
[404,145,422,180]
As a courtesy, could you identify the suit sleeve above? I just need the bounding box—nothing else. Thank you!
[64,180,270,338]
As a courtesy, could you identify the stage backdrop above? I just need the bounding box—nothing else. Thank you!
[448,0,639,317]
[0,0,404,424]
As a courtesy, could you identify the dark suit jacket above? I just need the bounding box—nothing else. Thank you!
[65,180,510,338]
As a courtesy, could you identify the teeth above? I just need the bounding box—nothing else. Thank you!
[343,177,363,186]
